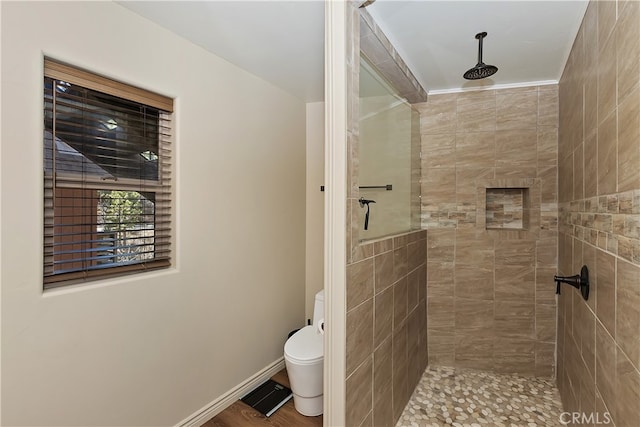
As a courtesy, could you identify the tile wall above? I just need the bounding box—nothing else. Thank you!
[344,4,429,426]
[417,85,559,377]
[557,1,640,426]
[345,231,428,427]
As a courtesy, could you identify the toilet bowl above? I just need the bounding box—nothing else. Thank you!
[284,290,324,416]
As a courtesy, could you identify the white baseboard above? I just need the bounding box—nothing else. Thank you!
[176,357,286,427]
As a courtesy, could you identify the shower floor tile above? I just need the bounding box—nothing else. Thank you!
[396,365,563,427]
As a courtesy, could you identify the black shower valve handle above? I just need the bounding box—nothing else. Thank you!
[554,265,590,301]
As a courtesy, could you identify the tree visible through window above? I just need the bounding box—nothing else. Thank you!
[43,59,173,287]
[97,190,156,265]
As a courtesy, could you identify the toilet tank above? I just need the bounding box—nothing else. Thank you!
[312,290,324,326]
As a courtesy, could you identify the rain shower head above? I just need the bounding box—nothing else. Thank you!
[463,32,498,80]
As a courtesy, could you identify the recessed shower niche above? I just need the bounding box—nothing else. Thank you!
[485,187,529,230]
[476,178,541,238]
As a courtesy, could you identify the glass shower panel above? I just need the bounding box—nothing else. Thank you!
[359,56,420,240]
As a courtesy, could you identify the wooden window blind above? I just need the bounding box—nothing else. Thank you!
[43,58,173,288]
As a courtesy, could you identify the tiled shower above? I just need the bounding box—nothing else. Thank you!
[344,0,640,426]
[418,86,559,378]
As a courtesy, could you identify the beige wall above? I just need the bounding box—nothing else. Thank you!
[1,2,306,426]
[418,86,559,377]
[557,1,640,425]
[305,102,324,321]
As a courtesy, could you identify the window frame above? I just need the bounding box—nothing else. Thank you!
[43,58,174,288]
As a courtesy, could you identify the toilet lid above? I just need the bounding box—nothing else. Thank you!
[284,325,323,363]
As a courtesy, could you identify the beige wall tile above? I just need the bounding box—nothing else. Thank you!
[494,337,535,375]
[457,90,496,132]
[374,251,394,294]
[427,261,454,286]
[597,111,618,195]
[538,87,559,127]
[407,309,424,388]
[373,337,393,427]
[427,229,455,261]
[573,143,584,200]
[346,356,373,427]
[422,133,456,168]
[374,237,393,255]
[585,68,599,140]
[559,153,573,203]
[455,298,494,332]
[584,134,598,198]
[616,350,640,427]
[495,265,535,300]
[583,2,599,130]
[347,258,374,310]
[456,167,495,202]
[594,389,611,425]
[496,88,538,130]
[392,322,408,420]
[596,250,616,337]
[616,259,640,371]
[455,236,495,265]
[407,239,426,272]
[617,0,640,103]
[427,296,454,329]
[578,359,597,416]
[346,299,374,376]
[536,303,557,342]
[407,268,421,313]
[598,34,618,126]
[455,265,494,300]
[539,166,558,204]
[595,322,617,422]
[536,267,559,305]
[456,132,496,168]
[582,307,597,381]
[597,0,617,53]
[427,329,455,365]
[536,341,556,377]
[374,286,394,347]
[496,240,536,265]
[582,242,598,312]
[495,130,537,168]
[538,126,559,167]
[617,88,640,192]
[495,299,535,339]
[418,94,457,135]
[393,246,408,282]
[393,277,408,329]
[536,237,558,267]
[455,334,494,370]
[422,168,456,204]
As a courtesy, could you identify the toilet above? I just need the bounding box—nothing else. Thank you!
[284,289,324,416]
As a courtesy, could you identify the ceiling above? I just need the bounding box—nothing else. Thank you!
[119,1,588,103]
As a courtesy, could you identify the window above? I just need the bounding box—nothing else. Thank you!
[43,59,173,288]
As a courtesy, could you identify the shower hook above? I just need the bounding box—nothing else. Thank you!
[359,197,376,231]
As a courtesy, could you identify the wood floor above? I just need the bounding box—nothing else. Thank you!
[203,369,323,427]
